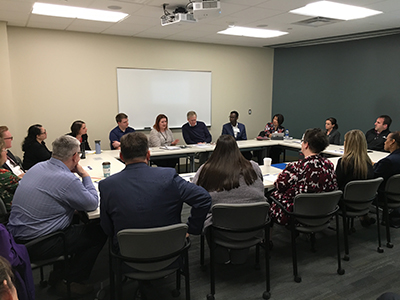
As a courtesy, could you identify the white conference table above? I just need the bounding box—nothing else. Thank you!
[80,150,283,219]
[81,140,389,219]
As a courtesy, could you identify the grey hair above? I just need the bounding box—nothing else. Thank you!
[52,135,80,161]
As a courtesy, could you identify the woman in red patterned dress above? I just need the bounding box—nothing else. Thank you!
[270,128,338,226]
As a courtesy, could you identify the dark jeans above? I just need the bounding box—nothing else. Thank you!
[20,222,107,282]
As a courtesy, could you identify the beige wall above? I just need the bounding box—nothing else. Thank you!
[3,26,274,157]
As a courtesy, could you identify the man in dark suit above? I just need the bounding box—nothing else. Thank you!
[99,132,211,248]
[221,111,252,160]
[374,131,400,187]
[221,111,247,141]
[0,126,25,178]
[365,115,392,152]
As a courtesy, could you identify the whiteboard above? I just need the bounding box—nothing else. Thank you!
[116,68,212,130]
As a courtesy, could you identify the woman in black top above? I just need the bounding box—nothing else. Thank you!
[325,117,341,145]
[22,124,51,170]
[67,120,91,151]
[335,129,374,226]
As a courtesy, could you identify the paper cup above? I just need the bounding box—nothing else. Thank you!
[102,161,111,178]
[263,157,272,166]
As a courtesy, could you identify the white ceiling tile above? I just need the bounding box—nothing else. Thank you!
[1,0,399,48]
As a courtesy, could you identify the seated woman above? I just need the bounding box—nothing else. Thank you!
[148,114,179,168]
[258,113,285,138]
[270,128,337,227]
[325,117,341,145]
[21,124,51,170]
[192,135,266,264]
[335,129,374,227]
[258,113,285,164]
[0,138,20,212]
[68,120,91,151]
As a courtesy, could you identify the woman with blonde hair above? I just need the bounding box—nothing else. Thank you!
[335,129,374,226]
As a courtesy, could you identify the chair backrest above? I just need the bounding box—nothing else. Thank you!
[293,190,342,227]
[211,202,269,242]
[0,197,8,224]
[343,177,383,212]
[117,223,188,272]
[385,174,400,203]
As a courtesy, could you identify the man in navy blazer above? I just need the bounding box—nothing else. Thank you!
[222,111,252,160]
[99,132,211,248]
[221,111,247,141]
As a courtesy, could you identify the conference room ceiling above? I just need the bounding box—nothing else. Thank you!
[1,0,400,48]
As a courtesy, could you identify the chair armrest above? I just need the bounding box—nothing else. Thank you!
[269,195,293,216]
[25,231,66,249]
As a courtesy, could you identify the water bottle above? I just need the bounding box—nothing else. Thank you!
[285,129,289,139]
[95,140,101,154]
[80,142,86,159]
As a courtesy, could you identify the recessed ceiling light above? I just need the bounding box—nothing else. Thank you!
[218,26,288,38]
[290,1,382,21]
[32,2,128,22]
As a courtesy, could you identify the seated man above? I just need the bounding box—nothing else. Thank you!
[182,111,212,165]
[182,111,212,145]
[100,132,211,249]
[109,112,135,150]
[0,126,25,178]
[221,110,247,141]
[365,115,391,151]
[222,110,252,160]
[7,135,107,295]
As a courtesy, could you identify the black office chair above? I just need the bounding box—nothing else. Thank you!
[0,197,9,224]
[378,174,400,248]
[200,202,271,300]
[109,223,191,300]
[24,231,71,299]
[270,190,344,283]
[340,177,384,261]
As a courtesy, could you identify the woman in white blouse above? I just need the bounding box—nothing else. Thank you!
[148,114,179,168]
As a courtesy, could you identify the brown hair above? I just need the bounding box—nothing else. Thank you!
[196,135,258,192]
[303,128,329,153]
[70,120,85,136]
[115,113,128,123]
[0,126,8,138]
[153,114,168,132]
[120,132,148,162]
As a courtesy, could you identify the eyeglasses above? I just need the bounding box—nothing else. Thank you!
[3,137,13,140]
[40,131,47,135]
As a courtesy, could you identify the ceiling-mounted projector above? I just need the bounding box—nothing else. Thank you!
[161,12,197,26]
[193,0,221,19]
